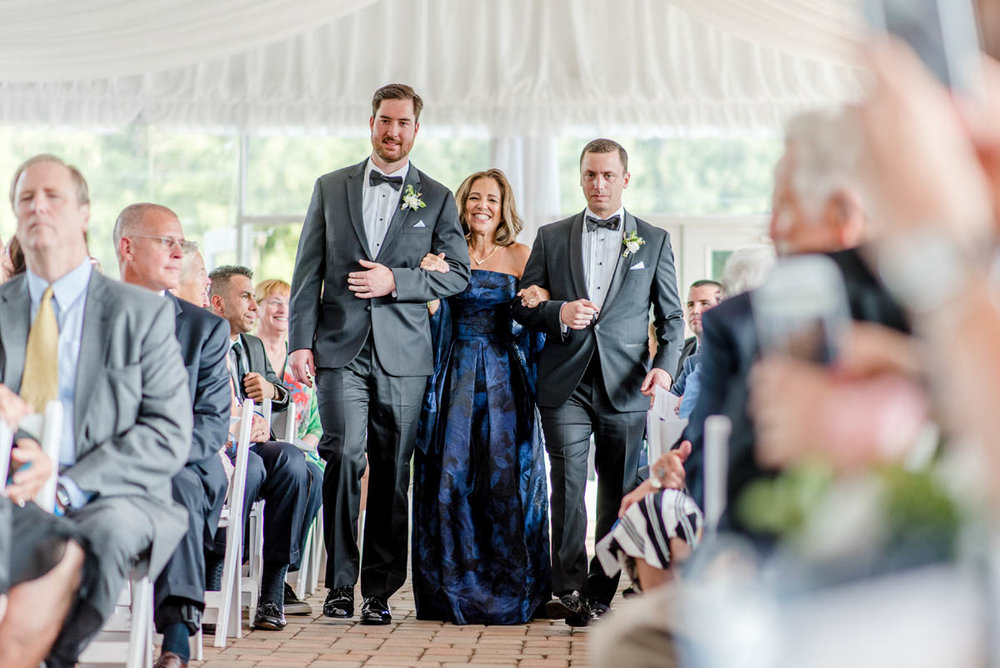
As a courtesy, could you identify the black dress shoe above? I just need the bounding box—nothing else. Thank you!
[360,596,392,625]
[323,585,354,618]
[545,591,593,627]
[284,582,312,615]
[253,600,287,630]
[588,599,611,618]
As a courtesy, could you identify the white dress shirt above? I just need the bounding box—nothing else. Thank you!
[582,206,625,311]
[362,158,409,258]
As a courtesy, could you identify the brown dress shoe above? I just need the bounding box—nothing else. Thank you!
[153,650,188,668]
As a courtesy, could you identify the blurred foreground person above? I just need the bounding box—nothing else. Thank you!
[4,155,191,667]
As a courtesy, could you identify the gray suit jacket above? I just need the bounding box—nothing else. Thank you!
[513,211,684,412]
[0,272,192,577]
[289,158,471,376]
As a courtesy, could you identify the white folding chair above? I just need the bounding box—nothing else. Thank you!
[702,414,732,537]
[200,399,255,650]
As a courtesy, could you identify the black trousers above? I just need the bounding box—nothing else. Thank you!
[154,454,228,633]
[210,441,317,568]
[539,362,645,605]
[315,337,427,599]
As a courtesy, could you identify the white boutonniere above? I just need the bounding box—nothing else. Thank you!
[401,184,427,212]
[622,231,645,257]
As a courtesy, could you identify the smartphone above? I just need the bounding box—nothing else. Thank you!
[865,0,983,94]
[752,255,850,365]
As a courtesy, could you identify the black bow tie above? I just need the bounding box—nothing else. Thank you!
[586,215,621,232]
[369,171,404,190]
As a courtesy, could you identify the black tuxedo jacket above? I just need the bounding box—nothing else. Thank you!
[684,247,911,530]
[289,158,471,376]
[168,293,231,464]
[513,211,684,412]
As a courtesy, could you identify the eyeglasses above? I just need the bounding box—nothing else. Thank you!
[130,235,198,253]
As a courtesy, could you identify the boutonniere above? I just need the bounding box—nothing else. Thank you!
[622,231,645,257]
[401,185,427,212]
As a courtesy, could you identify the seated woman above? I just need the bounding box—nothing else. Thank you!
[0,385,86,668]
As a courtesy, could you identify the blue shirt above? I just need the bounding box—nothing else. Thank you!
[25,259,93,506]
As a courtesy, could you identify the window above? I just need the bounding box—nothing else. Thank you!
[558,135,781,217]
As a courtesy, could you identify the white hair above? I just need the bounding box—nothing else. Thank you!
[721,246,776,297]
[782,107,864,219]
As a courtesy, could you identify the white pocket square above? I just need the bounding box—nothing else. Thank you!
[412,220,426,228]
[629,261,646,271]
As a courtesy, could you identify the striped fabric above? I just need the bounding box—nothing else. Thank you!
[596,489,704,577]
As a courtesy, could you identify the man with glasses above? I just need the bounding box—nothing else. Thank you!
[115,203,230,668]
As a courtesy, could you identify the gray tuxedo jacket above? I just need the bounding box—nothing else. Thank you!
[289,158,470,376]
[513,211,684,412]
[0,272,192,577]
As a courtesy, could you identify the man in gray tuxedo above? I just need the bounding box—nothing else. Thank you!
[289,83,470,624]
[2,155,191,666]
[513,139,684,626]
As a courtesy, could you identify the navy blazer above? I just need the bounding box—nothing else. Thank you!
[169,293,231,464]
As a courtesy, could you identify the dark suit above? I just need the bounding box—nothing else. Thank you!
[233,332,322,569]
[513,211,684,603]
[153,293,231,634]
[676,336,698,379]
[684,247,911,534]
[0,271,191,663]
[289,158,470,598]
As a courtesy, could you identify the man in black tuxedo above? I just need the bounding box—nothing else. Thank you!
[288,84,470,624]
[209,265,323,631]
[513,138,684,625]
[115,203,230,668]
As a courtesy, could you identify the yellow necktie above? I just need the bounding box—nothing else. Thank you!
[21,286,59,412]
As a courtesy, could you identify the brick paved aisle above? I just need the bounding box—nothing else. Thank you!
[194,583,591,667]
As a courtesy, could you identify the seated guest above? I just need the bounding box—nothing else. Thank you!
[671,250,774,418]
[674,279,721,380]
[174,246,211,308]
[3,154,191,667]
[115,203,231,668]
[254,277,325,615]
[0,387,85,668]
[208,265,322,629]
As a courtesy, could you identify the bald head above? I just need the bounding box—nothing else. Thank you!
[116,203,187,292]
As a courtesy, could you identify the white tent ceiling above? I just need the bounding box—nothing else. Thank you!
[0,0,866,134]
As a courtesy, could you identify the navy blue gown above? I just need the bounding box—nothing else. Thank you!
[413,270,552,624]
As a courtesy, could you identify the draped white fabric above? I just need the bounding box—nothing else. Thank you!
[0,0,379,81]
[0,0,863,133]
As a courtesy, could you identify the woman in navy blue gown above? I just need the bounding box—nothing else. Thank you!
[413,169,551,624]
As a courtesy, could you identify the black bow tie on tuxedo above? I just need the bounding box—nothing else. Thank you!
[586,215,621,232]
[369,171,404,190]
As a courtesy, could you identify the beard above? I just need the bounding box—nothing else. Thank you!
[372,136,412,164]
